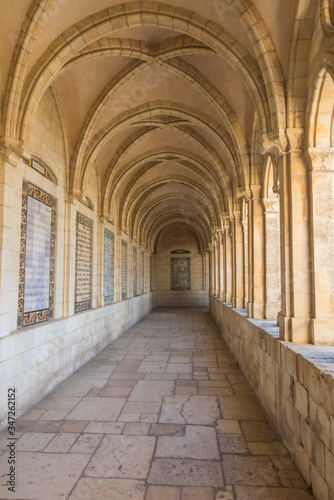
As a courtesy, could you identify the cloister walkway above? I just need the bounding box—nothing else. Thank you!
[0,309,314,499]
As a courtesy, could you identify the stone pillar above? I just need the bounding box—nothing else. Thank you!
[247,185,265,319]
[223,219,232,303]
[213,240,217,296]
[218,233,224,299]
[308,148,334,344]
[242,208,249,309]
[215,234,221,297]
[201,252,206,290]
[208,244,214,295]
[263,198,281,320]
[232,210,245,309]
[264,129,312,342]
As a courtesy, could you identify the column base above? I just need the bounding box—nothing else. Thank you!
[278,313,311,343]
[311,318,334,345]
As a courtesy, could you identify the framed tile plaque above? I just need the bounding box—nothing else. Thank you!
[121,240,127,300]
[141,250,144,294]
[133,245,137,297]
[18,180,56,327]
[75,212,93,313]
[104,229,114,304]
[171,257,191,290]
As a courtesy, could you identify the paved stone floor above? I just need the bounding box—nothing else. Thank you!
[0,308,314,500]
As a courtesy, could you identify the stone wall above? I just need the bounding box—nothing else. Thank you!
[0,292,156,431]
[210,296,334,500]
[156,290,209,307]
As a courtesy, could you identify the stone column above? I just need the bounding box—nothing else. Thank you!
[263,198,281,320]
[242,207,249,309]
[232,210,245,309]
[264,129,312,342]
[201,252,206,290]
[208,244,214,295]
[213,240,217,296]
[218,233,224,299]
[308,148,334,344]
[223,219,233,303]
[247,185,265,319]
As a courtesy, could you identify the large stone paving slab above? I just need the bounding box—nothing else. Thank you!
[66,397,126,421]
[0,452,90,500]
[69,478,146,500]
[84,435,156,479]
[156,425,220,459]
[148,458,225,487]
[129,380,175,401]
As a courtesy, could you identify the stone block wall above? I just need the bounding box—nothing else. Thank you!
[210,296,334,500]
[0,292,156,431]
[156,290,209,307]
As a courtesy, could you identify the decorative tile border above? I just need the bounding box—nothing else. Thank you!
[171,257,191,290]
[141,250,144,294]
[75,212,93,313]
[133,245,137,297]
[18,180,56,327]
[121,240,128,300]
[104,229,114,304]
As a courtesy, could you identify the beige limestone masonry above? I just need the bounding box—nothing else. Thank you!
[210,296,334,500]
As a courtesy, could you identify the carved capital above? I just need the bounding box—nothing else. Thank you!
[262,198,280,213]
[0,138,26,167]
[320,0,334,35]
[308,147,334,171]
[235,185,251,201]
[286,128,305,152]
[68,188,83,204]
[261,129,288,157]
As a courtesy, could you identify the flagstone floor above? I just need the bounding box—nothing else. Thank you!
[0,308,314,499]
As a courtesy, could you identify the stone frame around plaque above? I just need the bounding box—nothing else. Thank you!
[75,212,93,313]
[171,257,191,291]
[104,229,114,305]
[17,180,57,328]
[121,240,128,300]
[133,245,137,297]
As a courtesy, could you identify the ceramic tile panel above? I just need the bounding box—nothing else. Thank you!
[75,212,93,313]
[121,240,128,300]
[104,230,114,304]
[133,246,137,297]
[171,257,191,290]
[141,250,144,295]
[18,180,56,327]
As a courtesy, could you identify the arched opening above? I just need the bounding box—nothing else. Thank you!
[263,156,281,320]
[308,68,334,344]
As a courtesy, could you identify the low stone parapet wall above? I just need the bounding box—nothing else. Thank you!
[210,295,334,500]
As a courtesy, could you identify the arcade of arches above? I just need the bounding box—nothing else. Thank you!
[0,0,334,499]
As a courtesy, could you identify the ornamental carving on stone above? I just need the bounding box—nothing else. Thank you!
[308,148,334,170]
[286,129,305,152]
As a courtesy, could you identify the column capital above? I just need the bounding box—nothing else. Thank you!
[262,128,305,157]
[262,197,279,214]
[308,147,334,171]
[68,188,83,204]
[235,185,252,201]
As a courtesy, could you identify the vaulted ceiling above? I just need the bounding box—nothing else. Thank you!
[1,0,297,251]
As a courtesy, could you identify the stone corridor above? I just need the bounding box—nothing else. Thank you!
[0,309,314,500]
